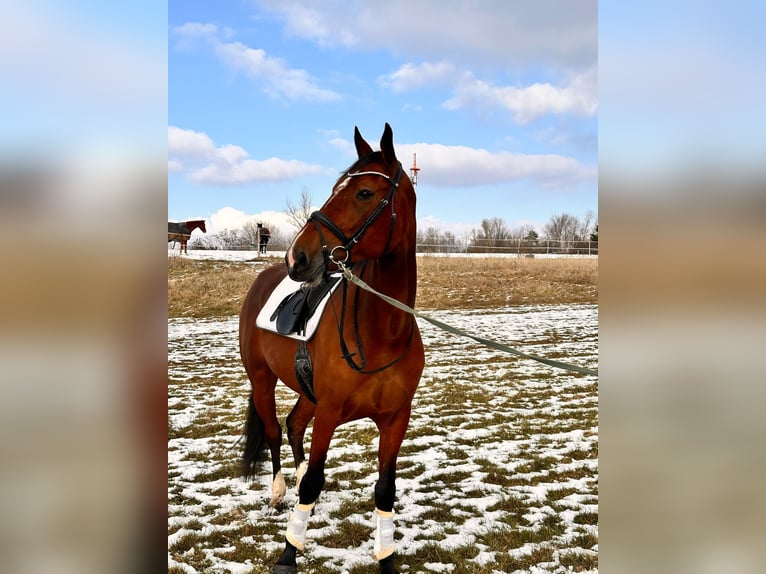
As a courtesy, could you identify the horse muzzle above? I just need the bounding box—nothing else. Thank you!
[285,245,325,285]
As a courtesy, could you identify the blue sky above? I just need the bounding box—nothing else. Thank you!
[169,1,597,239]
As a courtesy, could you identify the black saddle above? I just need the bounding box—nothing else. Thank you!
[270,274,342,336]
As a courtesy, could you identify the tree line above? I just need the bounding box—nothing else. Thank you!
[189,191,597,255]
[421,210,598,254]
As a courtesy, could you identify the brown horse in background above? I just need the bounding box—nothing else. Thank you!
[239,124,423,574]
[168,219,206,254]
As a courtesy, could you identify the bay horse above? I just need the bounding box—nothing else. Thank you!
[239,124,423,574]
[259,226,271,254]
[168,219,206,254]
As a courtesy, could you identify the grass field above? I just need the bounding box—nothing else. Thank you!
[168,255,598,573]
[168,255,597,318]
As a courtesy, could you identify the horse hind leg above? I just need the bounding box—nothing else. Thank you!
[241,368,286,507]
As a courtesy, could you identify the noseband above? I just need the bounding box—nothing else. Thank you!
[309,162,403,268]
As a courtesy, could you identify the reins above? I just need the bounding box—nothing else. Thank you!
[330,261,416,375]
[336,263,598,377]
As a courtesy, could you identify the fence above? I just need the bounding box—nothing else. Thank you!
[416,238,598,256]
[186,238,598,256]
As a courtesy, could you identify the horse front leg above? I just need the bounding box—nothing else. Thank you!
[273,406,337,574]
[373,405,412,574]
[286,396,315,492]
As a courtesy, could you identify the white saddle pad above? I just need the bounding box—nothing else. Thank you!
[255,273,343,341]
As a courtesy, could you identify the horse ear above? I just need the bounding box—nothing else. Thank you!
[380,122,397,166]
[354,126,374,158]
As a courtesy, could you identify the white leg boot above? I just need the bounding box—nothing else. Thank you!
[285,502,315,550]
[373,508,395,560]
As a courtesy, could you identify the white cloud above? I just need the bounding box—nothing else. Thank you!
[171,22,219,42]
[169,126,327,186]
[445,67,597,124]
[328,137,354,155]
[379,60,596,123]
[171,22,341,103]
[189,157,325,186]
[257,0,596,69]
[317,129,355,157]
[267,3,358,48]
[168,126,216,158]
[207,206,311,237]
[397,143,595,188]
[214,41,341,102]
[378,61,457,92]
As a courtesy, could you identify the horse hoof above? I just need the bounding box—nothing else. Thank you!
[270,470,287,507]
[379,555,398,574]
[272,565,297,574]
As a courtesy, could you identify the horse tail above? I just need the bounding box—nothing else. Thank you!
[240,392,267,480]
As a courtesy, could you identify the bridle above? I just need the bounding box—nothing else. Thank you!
[308,162,403,270]
[306,161,413,374]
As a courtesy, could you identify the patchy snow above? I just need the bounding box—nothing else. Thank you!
[169,304,598,573]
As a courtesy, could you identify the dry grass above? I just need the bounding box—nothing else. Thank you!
[168,255,597,318]
[416,255,597,309]
[167,257,263,318]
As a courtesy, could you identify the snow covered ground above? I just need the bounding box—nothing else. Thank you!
[168,304,598,573]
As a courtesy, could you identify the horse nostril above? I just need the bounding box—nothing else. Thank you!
[288,247,309,276]
[296,249,308,269]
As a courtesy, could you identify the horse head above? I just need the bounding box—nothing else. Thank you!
[286,123,416,284]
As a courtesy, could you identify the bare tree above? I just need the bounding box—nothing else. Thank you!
[443,231,456,250]
[473,217,511,248]
[543,212,581,243]
[206,228,247,250]
[285,188,314,231]
[579,209,596,242]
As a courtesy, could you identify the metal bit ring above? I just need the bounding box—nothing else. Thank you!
[329,245,349,266]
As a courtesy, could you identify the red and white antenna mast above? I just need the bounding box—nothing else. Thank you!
[409,153,420,188]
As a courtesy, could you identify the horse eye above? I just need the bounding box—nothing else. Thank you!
[356,189,374,200]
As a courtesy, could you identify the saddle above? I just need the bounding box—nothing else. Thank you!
[266,274,343,404]
[270,274,342,336]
